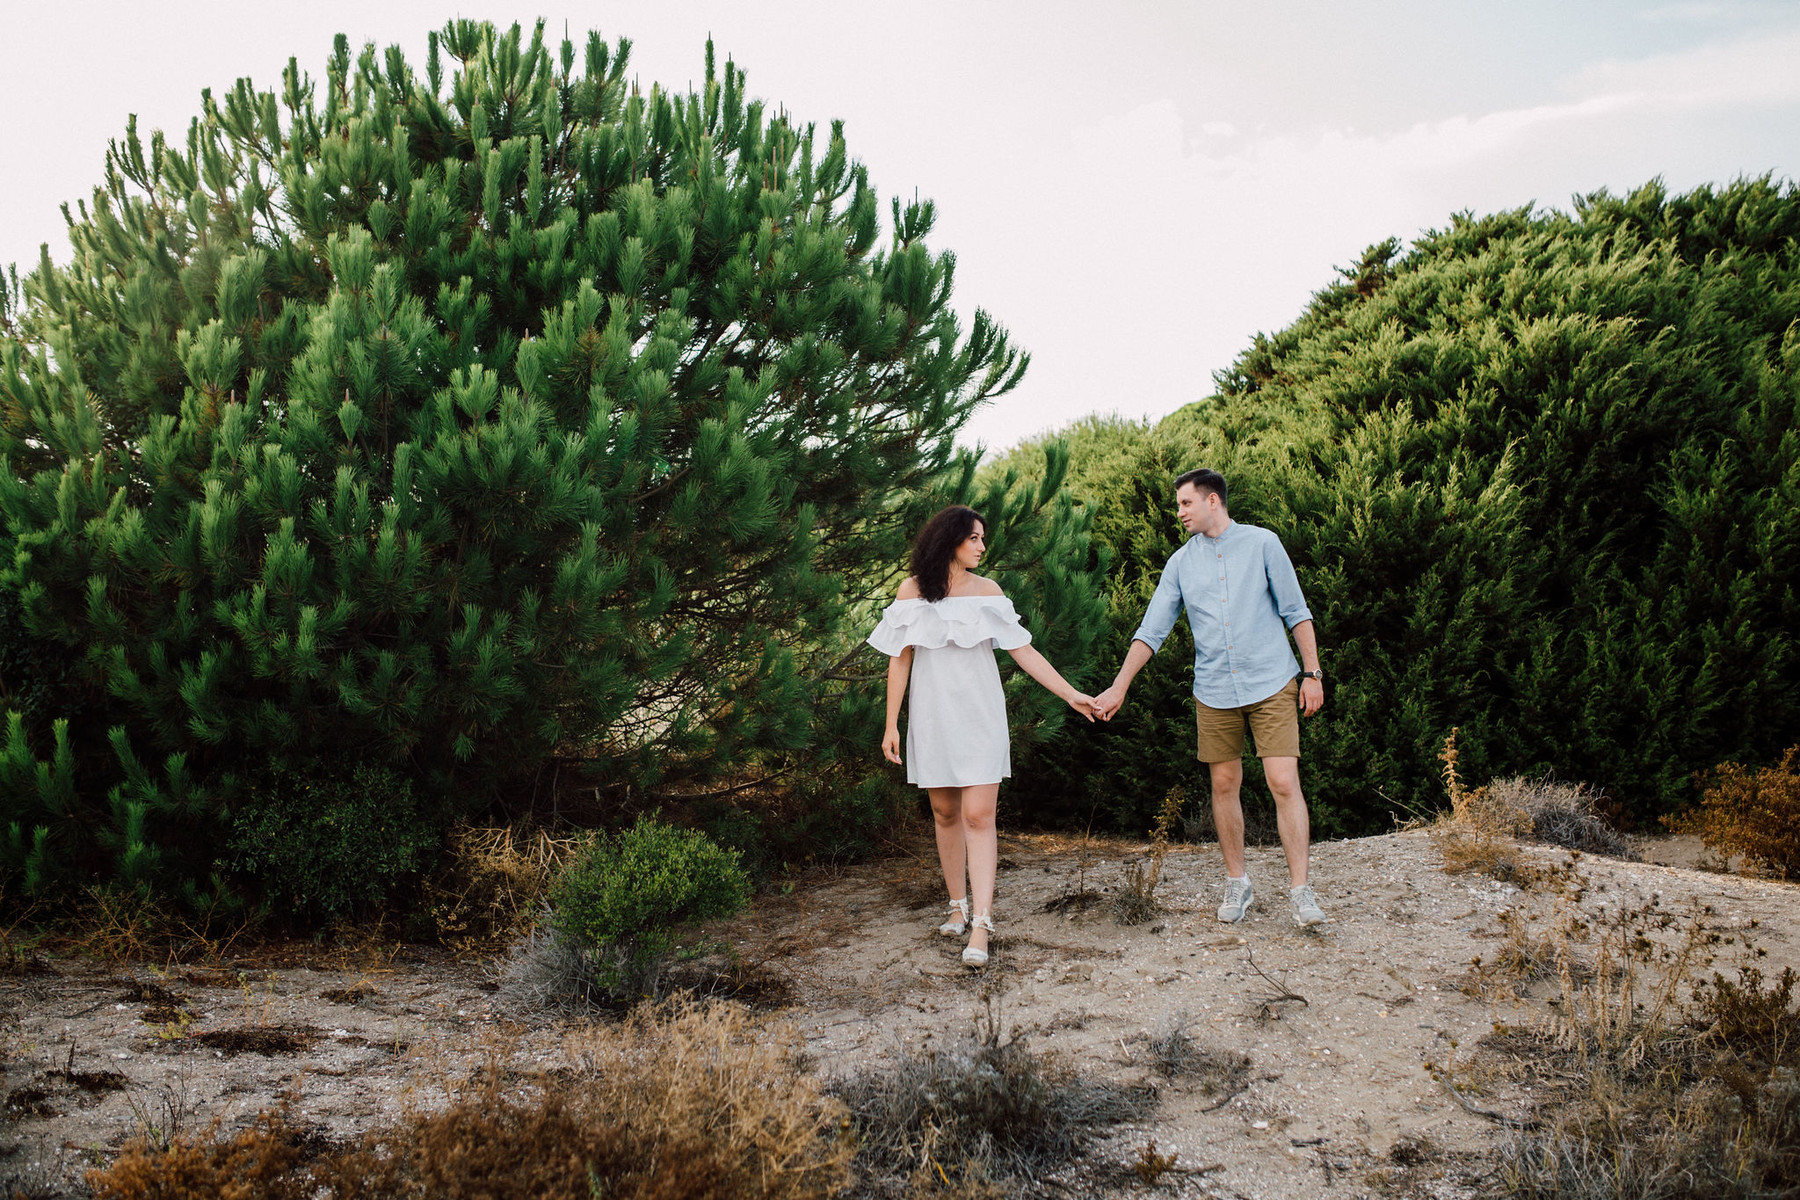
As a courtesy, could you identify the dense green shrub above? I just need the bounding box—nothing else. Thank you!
[996,178,1800,833]
[227,762,437,920]
[0,18,1106,902]
[548,816,751,998]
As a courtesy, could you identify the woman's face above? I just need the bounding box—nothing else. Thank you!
[954,521,986,572]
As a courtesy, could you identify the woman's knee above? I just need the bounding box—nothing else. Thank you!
[929,789,963,826]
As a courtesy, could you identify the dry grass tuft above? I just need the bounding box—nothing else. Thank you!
[1431,729,1538,883]
[1140,1011,1252,1100]
[1113,786,1184,926]
[88,998,850,1200]
[1668,746,1800,881]
[1464,903,1591,1002]
[1487,777,1636,860]
[1457,896,1800,1199]
[833,995,1153,1197]
[423,823,581,948]
[90,1098,321,1200]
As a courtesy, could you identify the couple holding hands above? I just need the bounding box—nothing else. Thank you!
[870,469,1328,968]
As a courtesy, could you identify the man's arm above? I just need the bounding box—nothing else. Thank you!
[1093,552,1186,721]
[1292,619,1323,717]
[1265,536,1323,717]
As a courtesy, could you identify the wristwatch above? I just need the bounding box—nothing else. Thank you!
[1298,669,1325,682]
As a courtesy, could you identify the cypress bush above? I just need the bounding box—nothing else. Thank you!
[999,178,1800,834]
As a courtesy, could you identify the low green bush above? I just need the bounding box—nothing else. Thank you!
[548,816,751,1000]
[226,763,436,922]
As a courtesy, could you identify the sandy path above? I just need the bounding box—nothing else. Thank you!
[2,830,1794,1198]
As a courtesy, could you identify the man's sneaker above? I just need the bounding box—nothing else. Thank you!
[1291,884,1326,927]
[1217,877,1254,922]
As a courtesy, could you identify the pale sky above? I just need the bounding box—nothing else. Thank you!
[3,1,1797,453]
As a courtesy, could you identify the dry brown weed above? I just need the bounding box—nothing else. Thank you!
[1113,786,1184,925]
[87,998,850,1200]
[423,823,581,948]
[1431,730,1538,884]
[1668,746,1800,881]
[1451,897,1800,1199]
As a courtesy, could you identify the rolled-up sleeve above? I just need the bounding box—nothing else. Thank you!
[1131,552,1187,652]
[1263,537,1313,630]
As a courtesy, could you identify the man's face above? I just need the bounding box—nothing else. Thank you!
[1175,483,1217,533]
[955,521,987,571]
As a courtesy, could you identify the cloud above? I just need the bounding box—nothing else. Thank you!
[954,26,1800,449]
[1570,27,1800,109]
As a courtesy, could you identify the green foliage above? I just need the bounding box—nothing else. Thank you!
[0,19,1038,899]
[227,762,435,920]
[1000,178,1800,832]
[548,815,750,998]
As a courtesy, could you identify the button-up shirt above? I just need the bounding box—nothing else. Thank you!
[1131,521,1314,709]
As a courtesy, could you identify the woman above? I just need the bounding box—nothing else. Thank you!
[869,506,1095,967]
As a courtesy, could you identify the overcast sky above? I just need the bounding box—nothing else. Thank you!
[3,1,1797,453]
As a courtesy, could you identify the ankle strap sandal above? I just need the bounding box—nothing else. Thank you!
[938,896,970,937]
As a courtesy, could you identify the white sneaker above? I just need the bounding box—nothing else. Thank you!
[1291,884,1326,926]
[1217,878,1254,922]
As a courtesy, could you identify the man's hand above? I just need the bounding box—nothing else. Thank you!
[1092,684,1128,721]
[1298,678,1324,717]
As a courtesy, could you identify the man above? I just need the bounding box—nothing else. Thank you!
[1092,468,1327,926]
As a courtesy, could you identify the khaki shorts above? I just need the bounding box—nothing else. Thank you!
[1195,679,1301,762]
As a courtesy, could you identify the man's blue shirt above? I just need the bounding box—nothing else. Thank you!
[1131,521,1314,709]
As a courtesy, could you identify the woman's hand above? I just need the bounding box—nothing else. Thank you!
[882,726,903,764]
[1068,692,1098,722]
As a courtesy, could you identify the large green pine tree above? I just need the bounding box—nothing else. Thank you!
[0,21,1084,897]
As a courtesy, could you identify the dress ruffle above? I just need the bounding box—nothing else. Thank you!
[867,596,1032,655]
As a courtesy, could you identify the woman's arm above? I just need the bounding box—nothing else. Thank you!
[883,646,914,764]
[1006,644,1096,722]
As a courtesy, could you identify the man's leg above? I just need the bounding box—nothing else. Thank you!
[1262,756,1311,888]
[1208,759,1248,878]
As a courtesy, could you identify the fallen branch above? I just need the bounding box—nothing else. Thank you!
[1433,1071,1542,1130]
[1246,946,1307,1020]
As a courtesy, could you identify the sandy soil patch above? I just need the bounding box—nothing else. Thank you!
[2,830,1794,1198]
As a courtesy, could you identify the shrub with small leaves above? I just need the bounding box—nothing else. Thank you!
[548,816,750,1000]
[227,763,436,921]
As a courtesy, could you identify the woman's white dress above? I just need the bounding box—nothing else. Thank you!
[867,595,1032,788]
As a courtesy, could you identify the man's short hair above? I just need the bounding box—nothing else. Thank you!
[1174,468,1227,506]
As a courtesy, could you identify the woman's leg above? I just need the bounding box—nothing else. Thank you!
[928,787,967,901]
[961,783,1000,953]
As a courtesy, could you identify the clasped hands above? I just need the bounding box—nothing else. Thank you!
[1084,678,1322,721]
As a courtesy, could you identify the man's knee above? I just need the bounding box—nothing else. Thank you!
[1263,758,1305,804]
[1208,760,1244,793]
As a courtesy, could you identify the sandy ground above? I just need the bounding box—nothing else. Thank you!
[2,830,1795,1198]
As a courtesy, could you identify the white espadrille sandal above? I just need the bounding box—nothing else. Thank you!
[962,913,994,967]
[938,896,970,937]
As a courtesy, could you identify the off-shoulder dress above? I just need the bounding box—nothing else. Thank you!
[867,596,1033,788]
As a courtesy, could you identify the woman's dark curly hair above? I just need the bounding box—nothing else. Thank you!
[909,506,987,602]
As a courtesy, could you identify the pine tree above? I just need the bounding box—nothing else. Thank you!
[0,21,1035,894]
